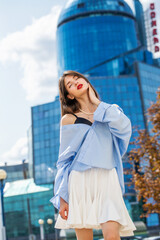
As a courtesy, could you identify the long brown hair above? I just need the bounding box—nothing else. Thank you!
[58,70,101,117]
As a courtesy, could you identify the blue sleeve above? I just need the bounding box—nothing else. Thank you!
[49,157,73,210]
[93,101,132,157]
[49,125,89,210]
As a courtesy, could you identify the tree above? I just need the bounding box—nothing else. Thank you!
[125,88,160,220]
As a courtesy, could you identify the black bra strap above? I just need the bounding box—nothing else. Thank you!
[70,113,78,118]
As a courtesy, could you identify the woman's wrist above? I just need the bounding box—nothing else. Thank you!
[60,197,65,203]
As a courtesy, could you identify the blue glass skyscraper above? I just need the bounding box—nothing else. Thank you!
[30,0,160,228]
[57,0,138,75]
[31,97,60,184]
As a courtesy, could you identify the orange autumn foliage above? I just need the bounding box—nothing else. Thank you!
[126,88,160,218]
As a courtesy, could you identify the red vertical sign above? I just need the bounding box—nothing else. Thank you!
[150,3,159,53]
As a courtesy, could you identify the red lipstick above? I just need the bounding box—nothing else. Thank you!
[77,84,83,89]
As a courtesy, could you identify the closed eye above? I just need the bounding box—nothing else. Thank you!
[69,76,79,88]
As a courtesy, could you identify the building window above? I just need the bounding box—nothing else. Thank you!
[118,1,124,7]
[38,205,44,212]
[77,3,85,8]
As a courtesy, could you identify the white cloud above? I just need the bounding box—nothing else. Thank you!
[0,137,28,164]
[0,5,62,104]
[140,0,150,10]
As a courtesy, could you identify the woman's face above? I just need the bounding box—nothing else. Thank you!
[64,74,89,100]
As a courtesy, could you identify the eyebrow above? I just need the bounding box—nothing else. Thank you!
[66,75,77,86]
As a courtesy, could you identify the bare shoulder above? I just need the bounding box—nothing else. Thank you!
[60,113,76,126]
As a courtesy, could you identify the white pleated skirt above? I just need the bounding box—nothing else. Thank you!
[55,167,137,237]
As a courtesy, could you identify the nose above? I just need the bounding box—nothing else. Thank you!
[75,80,79,86]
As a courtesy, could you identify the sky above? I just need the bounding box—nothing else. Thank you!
[0,0,153,165]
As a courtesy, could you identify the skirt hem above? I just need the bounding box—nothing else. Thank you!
[55,215,136,237]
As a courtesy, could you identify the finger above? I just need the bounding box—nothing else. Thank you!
[59,210,65,219]
[60,210,68,220]
[64,210,67,217]
[60,212,65,220]
[61,211,67,220]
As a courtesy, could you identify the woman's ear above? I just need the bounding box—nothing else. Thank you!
[67,94,74,100]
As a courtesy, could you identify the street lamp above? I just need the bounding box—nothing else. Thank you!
[47,219,53,240]
[38,219,44,240]
[47,219,53,225]
[0,169,7,240]
[54,212,58,240]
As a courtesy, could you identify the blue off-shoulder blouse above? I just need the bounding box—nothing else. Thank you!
[49,101,132,210]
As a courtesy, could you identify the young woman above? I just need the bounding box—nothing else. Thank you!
[50,70,137,240]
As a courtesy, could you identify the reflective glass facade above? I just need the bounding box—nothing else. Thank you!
[135,62,160,110]
[58,0,134,23]
[134,0,147,47]
[135,62,160,136]
[28,125,33,178]
[4,179,55,239]
[31,97,60,184]
[0,161,29,182]
[57,0,138,76]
